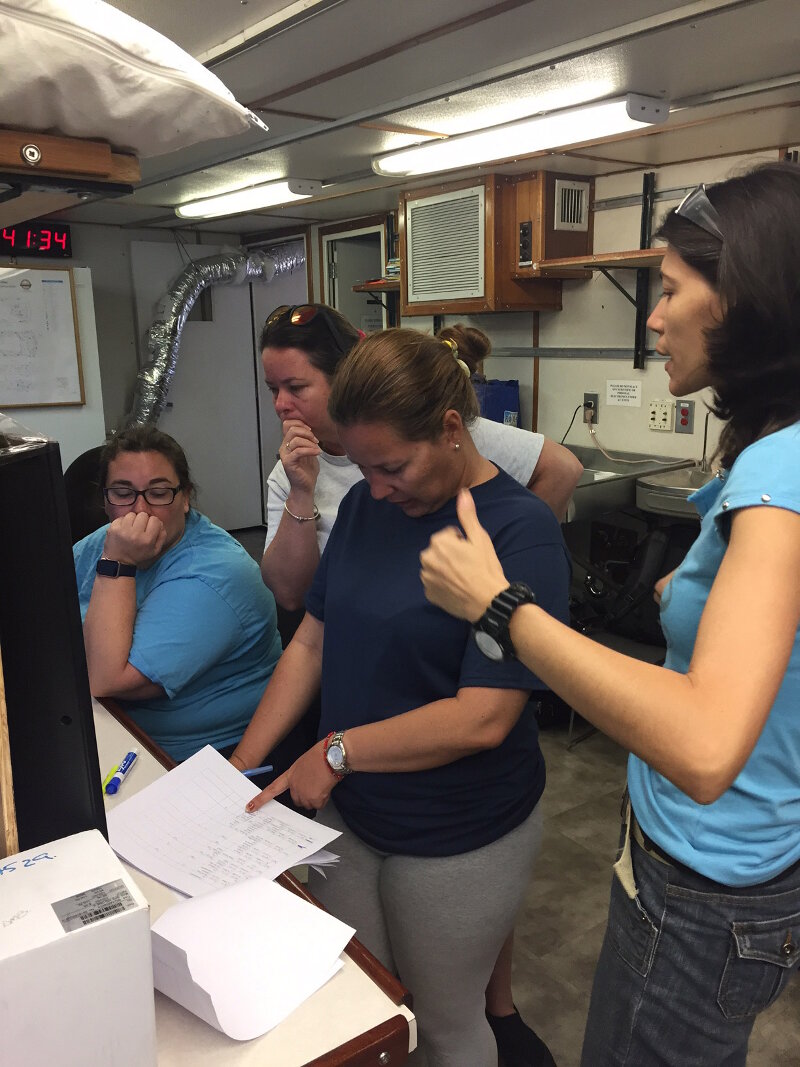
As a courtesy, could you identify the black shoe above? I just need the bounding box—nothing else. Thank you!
[486,1007,557,1067]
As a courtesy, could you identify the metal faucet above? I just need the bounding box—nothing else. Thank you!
[699,411,711,472]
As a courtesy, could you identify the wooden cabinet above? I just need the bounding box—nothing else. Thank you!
[398,171,595,316]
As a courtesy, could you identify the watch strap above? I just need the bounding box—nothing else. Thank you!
[96,557,137,578]
[474,582,536,660]
[324,730,353,776]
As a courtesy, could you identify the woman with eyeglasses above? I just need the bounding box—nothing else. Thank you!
[420,161,800,1066]
[72,424,282,763]
[258,302,582,613]
[233,328,571,1067]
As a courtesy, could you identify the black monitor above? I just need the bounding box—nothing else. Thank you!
[0,422,107,851]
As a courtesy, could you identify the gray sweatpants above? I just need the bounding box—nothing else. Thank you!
[309,801,543,1067]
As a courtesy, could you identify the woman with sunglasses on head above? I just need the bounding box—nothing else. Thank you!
[233,328,571,1067]
[259,302,582,613]
[420,161,800,1066]
[73,424,282,764]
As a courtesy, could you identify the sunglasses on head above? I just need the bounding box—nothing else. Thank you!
[675,184,724,242]
[264,304,354,357]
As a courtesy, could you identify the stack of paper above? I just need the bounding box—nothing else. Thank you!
[107,745,341,896]
[152,876,354,1040]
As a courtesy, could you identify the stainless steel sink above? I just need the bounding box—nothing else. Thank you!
[636,465,716,518]
[566,445,693,521]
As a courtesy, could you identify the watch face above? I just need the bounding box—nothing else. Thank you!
[327,744,345,771]
[474,629,505,662]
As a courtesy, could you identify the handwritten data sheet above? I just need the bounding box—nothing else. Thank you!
[107,746,340,897]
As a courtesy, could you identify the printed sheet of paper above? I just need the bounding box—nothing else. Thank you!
[151,876,354,1040]
[107,746,340,896]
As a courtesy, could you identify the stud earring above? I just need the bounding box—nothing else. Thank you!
[454,442,461,451]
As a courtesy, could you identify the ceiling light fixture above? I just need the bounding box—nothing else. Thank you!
[175,178,322,219]
[372,94,669,177]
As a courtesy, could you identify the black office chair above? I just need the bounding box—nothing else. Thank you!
[62,445,107,545]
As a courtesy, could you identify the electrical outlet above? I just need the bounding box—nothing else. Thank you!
[675,398,695,434]
[648,399,675,431]
[583,392,599,426]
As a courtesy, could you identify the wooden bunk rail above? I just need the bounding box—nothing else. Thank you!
[0,128,140,183]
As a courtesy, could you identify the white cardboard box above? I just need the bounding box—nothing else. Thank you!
[0,829,157,1067]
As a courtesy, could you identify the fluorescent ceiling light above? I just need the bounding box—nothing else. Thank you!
[175,178,322,219]
[372,94,669,177]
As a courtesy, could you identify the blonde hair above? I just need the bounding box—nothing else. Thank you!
[328,328,479,440]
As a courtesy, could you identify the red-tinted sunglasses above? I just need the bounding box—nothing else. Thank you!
[264,304,356,356]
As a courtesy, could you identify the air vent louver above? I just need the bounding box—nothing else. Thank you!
[554,179,590,232]
[407,186,484,301]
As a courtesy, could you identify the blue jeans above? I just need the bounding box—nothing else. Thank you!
[581,837,800,1066]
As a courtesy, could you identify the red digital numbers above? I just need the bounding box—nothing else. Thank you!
[1,224,69,255]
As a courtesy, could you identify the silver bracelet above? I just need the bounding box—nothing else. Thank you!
[284,501,320,523]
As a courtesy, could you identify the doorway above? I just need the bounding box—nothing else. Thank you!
[320,218,389,333]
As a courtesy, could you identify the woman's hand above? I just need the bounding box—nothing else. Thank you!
[279,418,321,496]
[245,739,338,813]
[420,488,510,621]
[104,512,167,568]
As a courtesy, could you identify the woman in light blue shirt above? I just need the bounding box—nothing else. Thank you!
[74,425,281,762]
[420,161,800,1067]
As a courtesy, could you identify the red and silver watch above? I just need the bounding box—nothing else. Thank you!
[324,730,352,777]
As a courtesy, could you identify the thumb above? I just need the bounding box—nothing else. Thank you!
[456,488,487,542]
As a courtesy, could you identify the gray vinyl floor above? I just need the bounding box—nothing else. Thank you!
[519,724,800,1067]
[230,527,800,1067]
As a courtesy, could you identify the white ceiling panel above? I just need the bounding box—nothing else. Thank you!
[106,0,309,59]
[249,0,710,119]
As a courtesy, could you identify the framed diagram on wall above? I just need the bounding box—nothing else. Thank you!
[0,265,84,407]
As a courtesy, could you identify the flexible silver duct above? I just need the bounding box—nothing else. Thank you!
[125,245,305,426]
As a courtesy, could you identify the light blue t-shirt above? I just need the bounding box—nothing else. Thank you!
[74,510,281,761]
[629,423,800,885]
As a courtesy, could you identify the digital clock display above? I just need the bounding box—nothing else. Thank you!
[0,222,72,258]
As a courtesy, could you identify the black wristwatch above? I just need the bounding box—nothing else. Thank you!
[96,557,137,578]
[472,583,536,662]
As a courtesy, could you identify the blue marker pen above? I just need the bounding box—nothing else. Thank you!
[105,748,139,795]
[242,765,273,778]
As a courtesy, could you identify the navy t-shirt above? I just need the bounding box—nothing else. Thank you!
[306,468,571,856]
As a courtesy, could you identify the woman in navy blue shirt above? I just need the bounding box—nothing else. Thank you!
[234,328,570,1067]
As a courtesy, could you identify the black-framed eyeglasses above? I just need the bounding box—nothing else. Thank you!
[103,485,183,506]
[263,304,354,357]
[675,184,724,241]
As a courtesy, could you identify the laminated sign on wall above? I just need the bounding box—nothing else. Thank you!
[0,267,84,408]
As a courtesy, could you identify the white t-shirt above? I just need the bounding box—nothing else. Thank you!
[264,418,544,553]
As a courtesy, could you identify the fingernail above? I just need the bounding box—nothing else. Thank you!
[246,802,254,812]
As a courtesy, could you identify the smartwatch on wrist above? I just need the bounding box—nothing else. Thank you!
[472,582,536,662]
[96,557,137,578]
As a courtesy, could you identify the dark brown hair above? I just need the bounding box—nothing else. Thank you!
[328,328,479,440]
[435,323,491,375]
[99,424,195,500]
[259,303,361,380]
[656,162,800,468]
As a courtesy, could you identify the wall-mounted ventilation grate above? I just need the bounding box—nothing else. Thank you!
[554,179,590,232]
[406,186,484,301]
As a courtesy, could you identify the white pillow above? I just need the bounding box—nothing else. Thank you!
[0,0,267,156]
